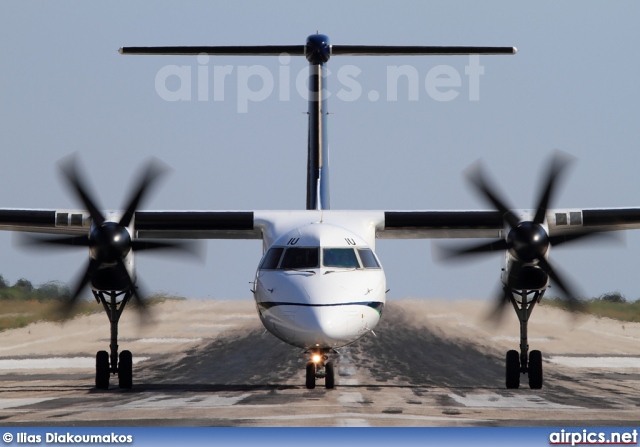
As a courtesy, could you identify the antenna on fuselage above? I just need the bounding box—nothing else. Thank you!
[119,36,516,211]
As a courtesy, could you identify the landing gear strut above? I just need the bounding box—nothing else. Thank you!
[305,349,335,390]
[92,289,135,390]
[504,287,544,389]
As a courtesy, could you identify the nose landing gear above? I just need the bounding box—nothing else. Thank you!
[305,349,335,389]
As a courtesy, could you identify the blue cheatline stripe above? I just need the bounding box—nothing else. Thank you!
[257,301,384,311]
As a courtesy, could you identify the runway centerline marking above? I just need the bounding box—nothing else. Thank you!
[338,392,364,404]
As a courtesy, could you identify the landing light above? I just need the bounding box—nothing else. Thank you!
[312,354,322,363]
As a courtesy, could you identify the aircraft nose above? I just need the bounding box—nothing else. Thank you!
[295,305,347,345]
[256,269,385,348]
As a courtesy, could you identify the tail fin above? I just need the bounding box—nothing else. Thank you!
[120,36,516,211]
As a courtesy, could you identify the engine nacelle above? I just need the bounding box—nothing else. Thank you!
[504,265,549,291]
[90,262,136,292]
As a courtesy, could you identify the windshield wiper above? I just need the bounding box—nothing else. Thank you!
[324,268,357,275]
[284,269,316,274]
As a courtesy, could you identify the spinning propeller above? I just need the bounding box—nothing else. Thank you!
[439,152,607,317]
[19,155,200,318]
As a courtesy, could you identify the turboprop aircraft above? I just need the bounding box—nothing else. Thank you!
[5,34,640,391]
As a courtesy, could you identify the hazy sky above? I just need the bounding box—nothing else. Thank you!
[1,1,640,302]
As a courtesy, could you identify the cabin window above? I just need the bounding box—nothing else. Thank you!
[280,247,319,269]
[358,248,381,268]
[259,247,284,269]
[323,248,360,268]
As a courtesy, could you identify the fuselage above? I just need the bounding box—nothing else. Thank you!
[253,222,386,349]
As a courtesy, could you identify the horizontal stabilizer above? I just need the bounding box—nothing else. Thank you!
[119,45,516,57]
[119,45,305,56]
[331,45,517,56]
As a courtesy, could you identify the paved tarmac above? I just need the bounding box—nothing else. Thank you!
[0,298,638,426]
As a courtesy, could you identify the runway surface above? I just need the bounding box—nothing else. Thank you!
[0,298,638,426]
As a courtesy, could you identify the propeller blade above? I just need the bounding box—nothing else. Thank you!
[115,259,150,319]
[15,233,90,250]
[485,259,520,323]
[131,239,205,261]
[465,161,520,229]
[536,257,584,312]
[435,238,510,261]
[485,284,513,324]
[58,154,106,226]
[549,229,624,247]
[119,159,169,228]
[533,151,574,224]
[60,258,100,319]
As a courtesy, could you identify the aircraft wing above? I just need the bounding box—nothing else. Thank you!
[2,208,640,242]
[0,209,261,239]
[379,211,503,239]
[0,210,71,235]
[377,208,640,239]
[135,211,260,239]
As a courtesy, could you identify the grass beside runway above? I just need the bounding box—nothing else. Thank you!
[543,293,640,323]
[0,299,95,331]
[0,277,185,332]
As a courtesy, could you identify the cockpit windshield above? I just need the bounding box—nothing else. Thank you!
[280,247,319,269]
[358,248,380,268]
[259,246,381,270]
[259,247,284,269]
[323,248,360,268]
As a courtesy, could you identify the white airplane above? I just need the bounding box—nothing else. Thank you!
[6,34,640,391]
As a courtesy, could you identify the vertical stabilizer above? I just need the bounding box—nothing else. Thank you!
[305,35,331,210]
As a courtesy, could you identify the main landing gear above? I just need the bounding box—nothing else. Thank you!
[93,289,136,390]
[305,349,336,390]
[504,287,543,390]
